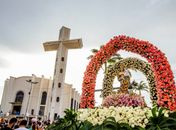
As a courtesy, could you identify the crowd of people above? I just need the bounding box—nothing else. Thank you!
[0,117,51,130]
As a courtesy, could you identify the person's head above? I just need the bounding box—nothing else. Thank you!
[19,120,27,127]
[9,117,17,124]
[32,122,37,130]
[8,117,17,128]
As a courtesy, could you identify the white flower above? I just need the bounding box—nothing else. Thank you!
[77,106,151,128]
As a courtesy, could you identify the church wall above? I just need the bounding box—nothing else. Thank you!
[56,83,81,118]
[0,75,80,121]
[13,76,32,115]
[60,84,72,115]
[1,79,10,114]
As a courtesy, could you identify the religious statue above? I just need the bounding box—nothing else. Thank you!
[117,70,131,94]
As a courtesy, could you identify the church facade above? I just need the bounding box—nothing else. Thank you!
[0,74,80,121]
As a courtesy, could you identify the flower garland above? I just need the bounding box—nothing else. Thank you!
[102,57,157,104]
[80,35,176,110]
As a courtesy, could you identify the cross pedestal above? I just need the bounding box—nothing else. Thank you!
[43,26,83,120]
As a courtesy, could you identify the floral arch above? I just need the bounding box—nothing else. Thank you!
[80,35,176,110]
[102,57,157,104]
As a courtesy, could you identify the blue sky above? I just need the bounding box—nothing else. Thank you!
[0,0,176,105]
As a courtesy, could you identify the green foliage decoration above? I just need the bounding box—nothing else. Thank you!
[146,107,176,130]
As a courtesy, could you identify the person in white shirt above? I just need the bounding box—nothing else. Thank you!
[15,120,28,130]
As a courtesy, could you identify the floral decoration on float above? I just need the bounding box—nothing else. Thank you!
[81,35,176,110]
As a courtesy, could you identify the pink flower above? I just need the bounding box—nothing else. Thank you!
[102,93,146,108]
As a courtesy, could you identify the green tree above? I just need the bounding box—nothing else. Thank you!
[130,80,149,95]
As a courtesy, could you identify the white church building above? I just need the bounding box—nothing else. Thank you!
[0,74,80,121]
[1,26,83,121]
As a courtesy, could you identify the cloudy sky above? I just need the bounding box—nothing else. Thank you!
[0,0,176,104]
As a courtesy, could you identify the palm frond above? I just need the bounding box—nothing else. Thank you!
[107,59,116,64]
[91,49,98,53]
[100,45,104,49]
[87,55,94,60]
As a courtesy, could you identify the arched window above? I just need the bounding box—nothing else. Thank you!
[41,91,47,105]
[15,91,24,103]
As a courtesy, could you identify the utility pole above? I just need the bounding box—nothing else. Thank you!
[25,79,38,117]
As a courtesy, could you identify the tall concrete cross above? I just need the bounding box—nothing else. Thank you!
[43,26,83,120]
